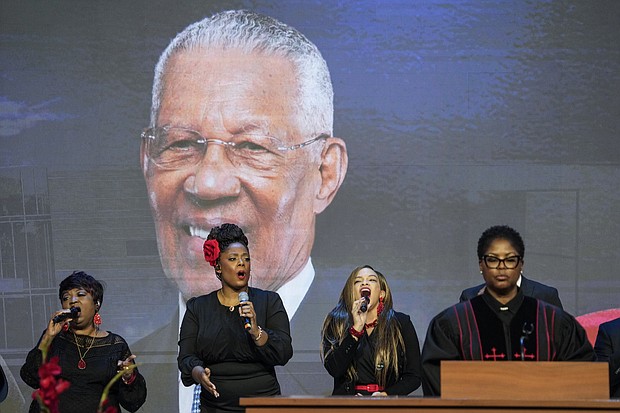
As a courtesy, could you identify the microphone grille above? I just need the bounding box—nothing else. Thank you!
[238,291,249,302]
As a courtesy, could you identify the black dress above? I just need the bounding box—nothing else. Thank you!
[178,287,292,412]
[21,331,147,413]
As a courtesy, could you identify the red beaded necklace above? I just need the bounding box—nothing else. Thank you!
[364,319,378,329]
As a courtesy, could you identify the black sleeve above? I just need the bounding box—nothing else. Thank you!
[383,314,422,395]
[594,322,620,397]
[178,297,205,386]
[20,331,47,389]
[322,333,359,379]
[117,339,147,413]
[252,292,293,366]
[554,312,595,362]
[20,347,44,389]
[421,311,462,397]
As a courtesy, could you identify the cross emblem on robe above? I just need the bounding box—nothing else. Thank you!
[484,347,506,360]
[514,348,535,360]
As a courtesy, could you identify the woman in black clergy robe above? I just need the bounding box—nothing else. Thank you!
[177,223,292,412]
[421,225,595,396]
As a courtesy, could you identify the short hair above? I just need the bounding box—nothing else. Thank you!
[477,225,525,260]
[150,10,333,137]
[58,271,104,305]
[207,223,249,255]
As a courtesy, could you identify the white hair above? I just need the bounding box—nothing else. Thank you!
[150,10,333,137]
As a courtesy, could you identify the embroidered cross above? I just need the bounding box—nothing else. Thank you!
[514,348,535,360]
[484,347,506,360]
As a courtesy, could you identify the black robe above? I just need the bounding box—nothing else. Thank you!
[421,290,595,396]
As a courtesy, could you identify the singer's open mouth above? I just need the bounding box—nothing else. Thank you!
[360,287,371,296]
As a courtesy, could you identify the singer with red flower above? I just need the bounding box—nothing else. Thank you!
[20,271,147,412]
[178,223,292,412]
[321,265,422,396]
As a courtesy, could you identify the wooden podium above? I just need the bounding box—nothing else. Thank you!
[441,361,609,399]
[241,361,619,412]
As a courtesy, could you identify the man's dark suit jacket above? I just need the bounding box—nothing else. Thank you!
[131,267,341,412]
[131,308,180,413]
[594,317,620,398]
[459,275,563,309]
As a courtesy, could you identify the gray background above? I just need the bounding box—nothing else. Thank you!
[1,0,619,404]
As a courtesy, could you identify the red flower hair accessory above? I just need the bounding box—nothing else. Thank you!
[203,239,221,267]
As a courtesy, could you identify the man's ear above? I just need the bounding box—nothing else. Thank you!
[314,137,348,214]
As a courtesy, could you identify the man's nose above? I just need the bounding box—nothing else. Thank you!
[184,144,241,201]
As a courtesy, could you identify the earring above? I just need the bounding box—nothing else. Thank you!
[94,312,102,326]
[377,297,385,316]
[480,270,483,274]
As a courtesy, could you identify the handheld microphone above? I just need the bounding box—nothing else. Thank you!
[52,307,80,324]
[360,290,370,313]
[238,292,252,330]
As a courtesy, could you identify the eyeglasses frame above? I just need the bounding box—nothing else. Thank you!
[481,255,522,269]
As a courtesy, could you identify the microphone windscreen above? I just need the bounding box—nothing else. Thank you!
[239,291,249,303]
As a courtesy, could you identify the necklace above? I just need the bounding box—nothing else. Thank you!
[74,331,97,369]
[365,319,378,329]
[217,290,239,312]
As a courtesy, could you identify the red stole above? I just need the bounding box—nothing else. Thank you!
[452,295,558,361]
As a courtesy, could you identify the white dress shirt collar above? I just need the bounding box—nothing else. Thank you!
[276,257,314,321]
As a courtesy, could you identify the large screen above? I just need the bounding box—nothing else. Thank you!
[1,1,619,410]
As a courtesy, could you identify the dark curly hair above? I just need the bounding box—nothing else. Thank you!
[58,271,105,306]
[207,223,249,258]
[477,225,525,260]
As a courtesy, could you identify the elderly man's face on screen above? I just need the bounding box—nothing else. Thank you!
[142,48,333,300]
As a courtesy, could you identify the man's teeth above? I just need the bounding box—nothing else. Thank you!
[189,226,210,239]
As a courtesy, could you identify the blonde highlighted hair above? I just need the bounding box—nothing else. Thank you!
[321,265,406,388]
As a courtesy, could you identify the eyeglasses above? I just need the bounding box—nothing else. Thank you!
[481,255,522,269]
[141,126,329,171]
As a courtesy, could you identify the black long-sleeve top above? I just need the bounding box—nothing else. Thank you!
[20,331,146,413]
[323,311,422,395]
[178,287,292,411]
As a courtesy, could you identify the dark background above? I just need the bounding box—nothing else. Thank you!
[1,0,619,403]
